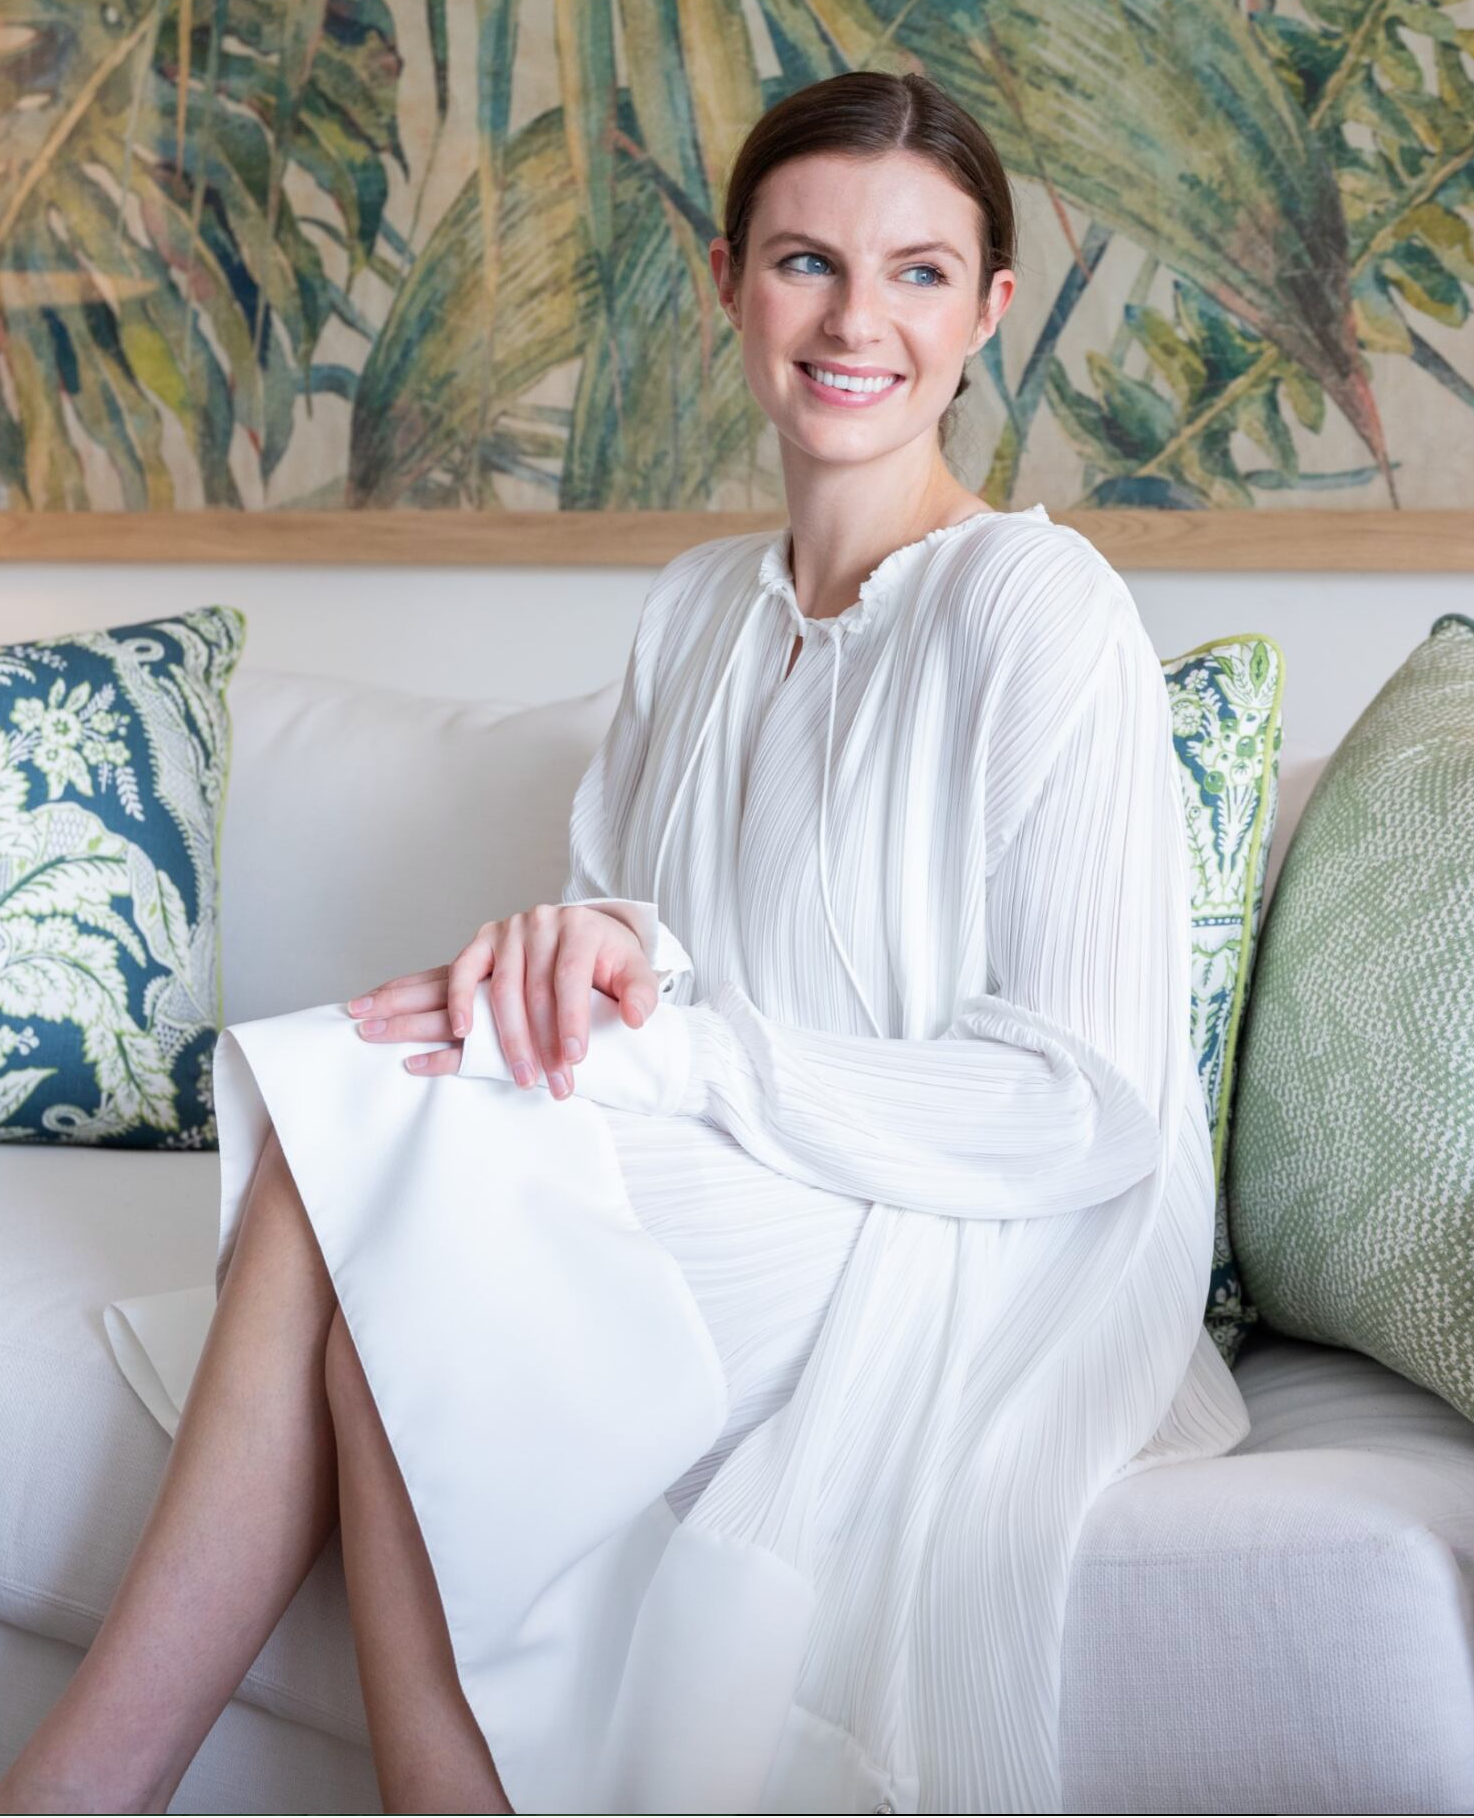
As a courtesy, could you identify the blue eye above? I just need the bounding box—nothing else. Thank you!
[778,252,947,286]
[781,252,830,277]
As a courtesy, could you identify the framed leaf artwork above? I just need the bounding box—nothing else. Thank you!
[0,1,1471,570]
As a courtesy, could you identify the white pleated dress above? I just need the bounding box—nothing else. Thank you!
[105,503,1252,1816]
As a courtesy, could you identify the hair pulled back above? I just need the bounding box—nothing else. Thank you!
[720,71,1017,448]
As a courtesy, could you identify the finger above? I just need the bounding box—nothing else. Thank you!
[347,977,449,1019]
[605,952,661,1029]
[401,1045,462,1077]
[522,911,570,1097]
[353,1008,454,1044]
[348,967,447,1010]
[488,938,538,1088]
[445,925,497,1042]
[553,935,597,1072]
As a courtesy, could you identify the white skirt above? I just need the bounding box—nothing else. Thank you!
[105,998,875,1811]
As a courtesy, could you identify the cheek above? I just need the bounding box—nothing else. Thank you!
[908,305,973,369]
[743,286,807,348]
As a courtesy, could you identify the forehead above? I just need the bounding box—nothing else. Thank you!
[751,149,980,258]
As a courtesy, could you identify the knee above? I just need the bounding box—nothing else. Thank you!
[324,1304,370,1416]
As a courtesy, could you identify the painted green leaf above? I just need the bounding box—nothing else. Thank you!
[0,0,403,505]
[350,93,758,509]
[917,0,1391,487]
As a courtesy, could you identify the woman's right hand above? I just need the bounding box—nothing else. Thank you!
[434,904,663,1095]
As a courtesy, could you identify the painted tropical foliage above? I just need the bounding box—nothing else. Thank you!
[0,0,1470,515]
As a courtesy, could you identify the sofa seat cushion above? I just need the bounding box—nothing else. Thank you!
[0,1146,371,1748]
[1061,1327,1474,1812]
[6,1149,1474,1809]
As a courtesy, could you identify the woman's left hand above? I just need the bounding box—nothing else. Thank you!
[346,965,461,1076]
[347,957,695,1119]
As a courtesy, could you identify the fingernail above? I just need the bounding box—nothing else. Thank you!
[452,1012,466,1037]
[406,1054,426,1069]
[360,1018,386,1035]
[628,1000,646,1027]
[348,996,373,1014]
[513,1060,534,1088]
[563,1035,583,1064]
[548,1070,569,1097]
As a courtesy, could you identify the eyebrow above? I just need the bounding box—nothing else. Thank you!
[759,231,968,266]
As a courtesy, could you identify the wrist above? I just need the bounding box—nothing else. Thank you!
[561,896,697,986]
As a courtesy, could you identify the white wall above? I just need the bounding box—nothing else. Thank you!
[3,559,1470,756]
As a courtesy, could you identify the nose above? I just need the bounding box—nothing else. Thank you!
[820,271,890,348]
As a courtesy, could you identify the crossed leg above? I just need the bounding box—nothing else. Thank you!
[0,1122,513,1815]
[325,1305,513,1813]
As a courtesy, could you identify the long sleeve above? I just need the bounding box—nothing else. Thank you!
[456,550,705,1103]
[559,555,698,999]
[667,583,1187,1220]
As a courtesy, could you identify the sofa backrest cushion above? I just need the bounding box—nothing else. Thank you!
[220,666,620,1026]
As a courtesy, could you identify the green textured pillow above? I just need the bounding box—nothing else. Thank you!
[1228,612,1474,1416]
[0,607,244,1147]
[1162,633,1286,1368]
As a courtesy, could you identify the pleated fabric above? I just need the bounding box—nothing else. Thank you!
[597,1104,871,1523]
[456,502,1254,1811]
[106,503,1254,1815]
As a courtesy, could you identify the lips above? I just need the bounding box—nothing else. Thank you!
[794,361,906,406]
[796,361,904,381]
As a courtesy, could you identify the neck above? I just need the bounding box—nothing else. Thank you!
[782,472,990,621]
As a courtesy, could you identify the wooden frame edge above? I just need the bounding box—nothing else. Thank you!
[2,509,1473,570]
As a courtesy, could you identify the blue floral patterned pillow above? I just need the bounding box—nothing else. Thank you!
[1162,633,1286,1368]
[0,607,244,1147]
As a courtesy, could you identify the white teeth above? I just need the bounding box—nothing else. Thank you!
[802,363,900,394]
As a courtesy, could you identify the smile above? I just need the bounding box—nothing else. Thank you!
[796,362,905,406]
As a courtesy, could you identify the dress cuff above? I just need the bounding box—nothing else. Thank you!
[562,896,695,997]
[458,976,694,1119]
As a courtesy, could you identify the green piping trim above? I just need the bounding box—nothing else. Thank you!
[211,605,246,1039]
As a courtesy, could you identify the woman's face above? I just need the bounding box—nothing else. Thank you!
[711,149,1013,463]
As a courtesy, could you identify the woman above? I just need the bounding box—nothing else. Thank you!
[2,70,1250,1817]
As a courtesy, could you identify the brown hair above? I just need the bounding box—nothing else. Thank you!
[720,71,1017,451]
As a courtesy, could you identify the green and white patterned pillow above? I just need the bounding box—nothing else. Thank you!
[1162,633,1286,1368]
[0,607,244,1147]
[1227,612,1474,1419]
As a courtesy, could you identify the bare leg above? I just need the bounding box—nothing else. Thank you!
[324,1306,513,1815]
[0,1126,342,1815]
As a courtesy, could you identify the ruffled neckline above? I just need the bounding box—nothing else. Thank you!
[759,502,1051,637]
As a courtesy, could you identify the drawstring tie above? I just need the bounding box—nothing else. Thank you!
[814,619,883,1038]
[649,582,770,920]
[650,559,885,1041]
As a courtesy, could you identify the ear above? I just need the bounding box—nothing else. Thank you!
[972,268,1017,354]
[710,236,741,329]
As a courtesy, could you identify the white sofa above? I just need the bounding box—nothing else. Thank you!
[3,662,1473,1816]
